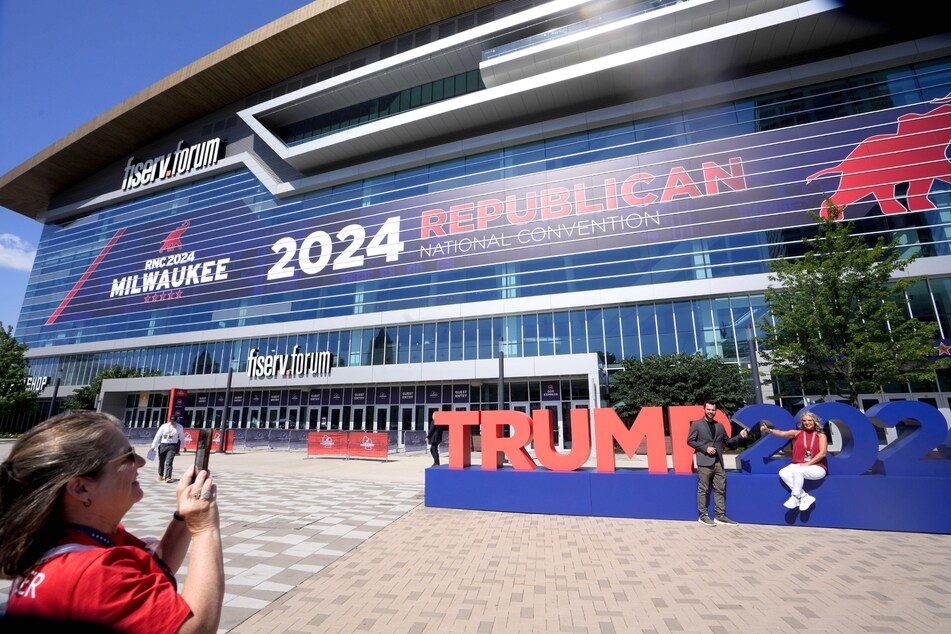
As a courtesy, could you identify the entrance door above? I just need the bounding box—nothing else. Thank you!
[248,408,261,428]
[329,406,343,430]
[287,408,299,430]
[543,404,560,449]
[401,407,413,449]
[343,406,366,430]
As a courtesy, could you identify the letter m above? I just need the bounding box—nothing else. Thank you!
[594,407,667,473]
[110,277,128,297]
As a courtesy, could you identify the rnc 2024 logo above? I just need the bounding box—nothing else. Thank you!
[45,217,234,325]
[107,219,232,304]
[807,93,951,218]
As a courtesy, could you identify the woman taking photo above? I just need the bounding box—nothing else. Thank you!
[760,412,828,511]
[0,412,224,633]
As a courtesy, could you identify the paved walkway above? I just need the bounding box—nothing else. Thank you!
[2,442,950,633]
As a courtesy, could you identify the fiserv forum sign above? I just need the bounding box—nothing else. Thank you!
[246,347,332,379]
[121,138,223,191]
[42,95,951,326]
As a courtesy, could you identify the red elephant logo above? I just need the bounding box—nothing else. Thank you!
[807,94,951,218]
[159,220,191,252]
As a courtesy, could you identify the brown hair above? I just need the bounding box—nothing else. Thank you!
[0,412,122,579]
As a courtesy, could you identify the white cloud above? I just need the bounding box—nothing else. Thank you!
[0,233,37,271]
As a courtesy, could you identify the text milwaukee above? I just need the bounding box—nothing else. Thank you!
[109,256,230,297]
[247,347,332,379]
[122,138,223,191]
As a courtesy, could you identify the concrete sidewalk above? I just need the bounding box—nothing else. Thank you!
[2,442,950,632]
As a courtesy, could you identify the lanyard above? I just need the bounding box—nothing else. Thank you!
[801,431,817,459]
[65,524,178,590]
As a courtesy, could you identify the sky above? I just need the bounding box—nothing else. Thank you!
[0,0,315,334]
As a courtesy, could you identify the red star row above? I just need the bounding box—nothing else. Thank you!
[143,290,184,302]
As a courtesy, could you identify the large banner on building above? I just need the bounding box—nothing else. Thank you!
[44,96,951,326]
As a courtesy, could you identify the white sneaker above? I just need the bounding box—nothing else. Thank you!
[799,493,816,511]
[783,495,800,509]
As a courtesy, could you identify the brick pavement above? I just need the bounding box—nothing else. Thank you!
[233,504,951,633]
[2,442,950,633]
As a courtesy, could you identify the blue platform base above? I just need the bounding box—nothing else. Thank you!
[425,466,951,534]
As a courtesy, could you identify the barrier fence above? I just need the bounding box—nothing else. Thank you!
[126,427,436,457]
[306,431,390,461]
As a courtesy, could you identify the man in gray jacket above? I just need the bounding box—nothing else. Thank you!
[687,399,748,526]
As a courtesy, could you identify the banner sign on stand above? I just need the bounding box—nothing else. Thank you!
[348,432,389,460]
[309,431,348,456]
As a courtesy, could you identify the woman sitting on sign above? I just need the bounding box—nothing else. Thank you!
[760,412,828,511]
[0,411,224,633]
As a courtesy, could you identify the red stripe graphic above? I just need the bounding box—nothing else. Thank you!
[45,228,126,325]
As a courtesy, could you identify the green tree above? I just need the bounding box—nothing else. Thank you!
[759,205,946,407]
[0,322,36,417]
[63,365,155,411]
[610,352,753,422]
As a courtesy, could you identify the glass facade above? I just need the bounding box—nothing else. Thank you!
[12,39,951,436]
[17,57,951,350]
[25,270,951,395]
[279,69,486,146]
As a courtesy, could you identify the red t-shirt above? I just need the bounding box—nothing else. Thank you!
[6,526,192,633]
[791,430,828,470]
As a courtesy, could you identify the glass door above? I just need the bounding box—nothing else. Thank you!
[329,406,343,430]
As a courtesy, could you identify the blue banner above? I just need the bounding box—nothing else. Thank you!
[44,98,951,326]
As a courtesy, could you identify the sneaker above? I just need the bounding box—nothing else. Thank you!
[783,495,800,509]
[714,516,739,526]
[799,493,816,511]
[156,476,164,482]
[698,515,716,527]
[165,477,173,483]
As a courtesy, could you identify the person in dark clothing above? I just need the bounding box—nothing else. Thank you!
[427,424,444,466]
[687,399,748,527]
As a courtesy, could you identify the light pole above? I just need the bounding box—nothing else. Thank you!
[218,359,234,453]
[47,367,63,419]
[497,337,505,411]
[746,323,763,404]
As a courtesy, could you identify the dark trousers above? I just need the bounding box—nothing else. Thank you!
[697,461,727,518]
[430,442,440,465]
[158,443,178,479]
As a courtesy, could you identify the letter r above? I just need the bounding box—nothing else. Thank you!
[481,411,536,470]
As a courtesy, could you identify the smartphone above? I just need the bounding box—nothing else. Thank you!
[194,428,212,473]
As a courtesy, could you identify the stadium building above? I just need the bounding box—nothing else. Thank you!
[2,0,950,444]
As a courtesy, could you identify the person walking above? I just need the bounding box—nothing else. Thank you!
[151,418,186,483]
[687,399,748,527]
[427,423,444,467]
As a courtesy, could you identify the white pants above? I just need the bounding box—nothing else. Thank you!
[779,463,826,497]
